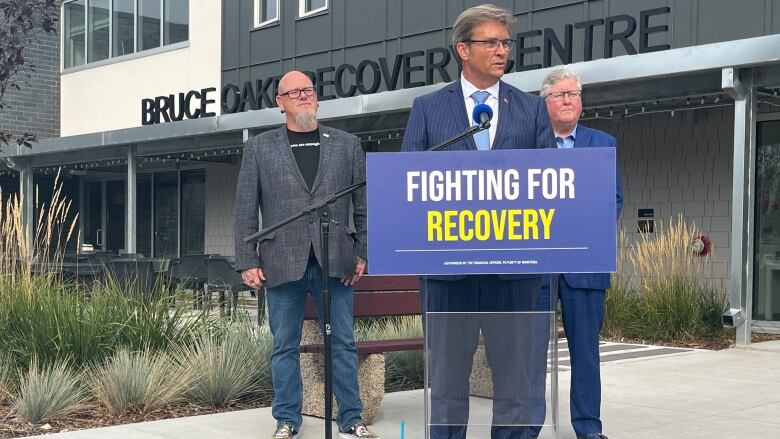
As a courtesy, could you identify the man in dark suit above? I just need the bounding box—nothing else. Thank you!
[401,4,556,438]
[528,66,624,439]
[234,71,379,439]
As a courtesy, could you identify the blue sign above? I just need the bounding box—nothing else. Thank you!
[366,148,617,275]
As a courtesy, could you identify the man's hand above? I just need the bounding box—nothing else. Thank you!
[242,267,266,289]
[342,257,366,286]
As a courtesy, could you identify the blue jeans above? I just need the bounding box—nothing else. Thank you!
[266,256,363,432]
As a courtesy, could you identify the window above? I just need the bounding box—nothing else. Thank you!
[299,0,327,18]
[64,0,86,68]
[164,0,188,44]
[255,0,279,27]
[112,0,134,56]
[63,0,189,69]
[87,0,109,62]
[138,0,161,51]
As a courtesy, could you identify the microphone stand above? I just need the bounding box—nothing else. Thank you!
[428,119,490,152]
[244,183,363,439]
[243,118,490,439]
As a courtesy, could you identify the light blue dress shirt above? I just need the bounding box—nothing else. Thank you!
[555,124,577,149]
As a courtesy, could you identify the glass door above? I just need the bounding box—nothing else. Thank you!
[105,180,125,252]
[154,172,179,258]
[754,119,780,321]
[82,179,125,252]
[83,181,103,250]
[180,169,205,255]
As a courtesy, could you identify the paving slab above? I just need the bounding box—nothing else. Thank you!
[25,341,780,439]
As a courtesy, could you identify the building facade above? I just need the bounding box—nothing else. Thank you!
[2,0,780,343]
[0,27,61,205]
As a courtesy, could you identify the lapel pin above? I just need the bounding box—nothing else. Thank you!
[323,133,330,138]
[504,97,509,105]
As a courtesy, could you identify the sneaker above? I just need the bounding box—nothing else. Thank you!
[339,422,380,439]
[271,423,299,439]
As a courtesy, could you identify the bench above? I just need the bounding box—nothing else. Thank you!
[298,275,421,423]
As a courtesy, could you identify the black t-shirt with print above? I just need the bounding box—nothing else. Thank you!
[287,128,321,190]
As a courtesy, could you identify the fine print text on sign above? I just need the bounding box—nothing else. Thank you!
[366,148,617,275]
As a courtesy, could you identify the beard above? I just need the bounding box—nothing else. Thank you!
[293,108,318,130]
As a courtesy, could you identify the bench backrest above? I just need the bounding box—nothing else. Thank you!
[303,275,420,320]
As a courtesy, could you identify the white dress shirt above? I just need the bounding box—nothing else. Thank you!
[461,74,500,148]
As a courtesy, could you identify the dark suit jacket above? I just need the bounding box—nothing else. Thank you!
[234,125,367,289]
[400,79,556,280]
[549,124,624,291]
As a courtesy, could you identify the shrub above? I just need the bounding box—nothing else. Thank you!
[175,322,272,408]
[12,358,89,424]
[603,217,731,343]
[0,175,217,373]
[0,352,14,402]
[0,275,215,371]
[90,348,191,416]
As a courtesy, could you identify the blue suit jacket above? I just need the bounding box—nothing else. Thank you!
[548,124,624,291]
[401,79,556,280]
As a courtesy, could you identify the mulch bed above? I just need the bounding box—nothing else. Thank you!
[603,332,780,350]
[0,397,272,438]
[5,333,780,437]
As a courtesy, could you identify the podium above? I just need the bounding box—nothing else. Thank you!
[367,148,617,438]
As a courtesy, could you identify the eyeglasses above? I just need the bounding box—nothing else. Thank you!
[544,90,582,102]
[279,87,316,99]
[464,39,516,51]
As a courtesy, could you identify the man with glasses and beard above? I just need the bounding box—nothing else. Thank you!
[401,4,555,439]
[235,71,378,439]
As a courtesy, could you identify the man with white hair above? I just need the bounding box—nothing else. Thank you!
[529,66,623,439]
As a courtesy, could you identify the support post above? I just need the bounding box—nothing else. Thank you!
[19,160,34,257]
[126,145,137,254]
[722,67,757,346]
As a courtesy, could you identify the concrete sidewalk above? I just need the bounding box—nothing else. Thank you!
[27,340,780,439]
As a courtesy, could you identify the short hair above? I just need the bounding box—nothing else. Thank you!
[540,66,583,97]
[452,4,515,47]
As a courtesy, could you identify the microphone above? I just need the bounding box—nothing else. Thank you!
[472,103,493,128]
[425,103,494,152]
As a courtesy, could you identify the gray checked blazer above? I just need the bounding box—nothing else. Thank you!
[234,124,367,289]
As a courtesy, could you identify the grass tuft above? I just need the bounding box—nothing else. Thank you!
[604,217,731,343]
[174,322,272,408]
[12,358,89,424]
[90,348,191,416]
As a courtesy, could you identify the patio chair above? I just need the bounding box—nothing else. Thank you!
[105,259,156,300]
[169,254,209,308]
[206,257,254,317]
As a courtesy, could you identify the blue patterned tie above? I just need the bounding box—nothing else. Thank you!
[471,91,491,151]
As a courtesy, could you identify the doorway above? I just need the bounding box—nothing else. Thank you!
[82,179,125,252]
[754,118,780,321]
